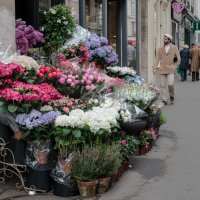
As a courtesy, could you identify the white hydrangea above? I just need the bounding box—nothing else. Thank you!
[11,55,39,71]
[40,105,53,112]
[107,66,136,76]
[49,8,56,14]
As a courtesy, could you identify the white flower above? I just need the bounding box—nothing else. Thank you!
[44,11,46,15]
[40,105,53,112]
[41,27,44,31]
[63,21,68,25]
[57,19,61,23]
[11,55,39,71]
[49,8,56,14]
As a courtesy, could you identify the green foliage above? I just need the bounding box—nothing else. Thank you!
[98,143,122,177]
[53,127,85,152]
[41,4,76,55]
[120,135,140,161]
[158,111,167,126]
[139,130,153,147]
[71,145,102,182]
[71,144,122,182]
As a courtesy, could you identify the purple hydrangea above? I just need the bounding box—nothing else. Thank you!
[84,33,119,66]
[16,109,61,129]
[16,19,45,54]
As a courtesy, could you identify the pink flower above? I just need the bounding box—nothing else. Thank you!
[86,85,91,90]
[90,84,96,91]
[58,77,65,84]
[88,75,94,81]
[63,107,69,113]
[67,79,72,84]
[121,140,127,145]
[86,80,92,85]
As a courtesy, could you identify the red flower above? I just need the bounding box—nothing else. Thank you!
[121,140,127,145]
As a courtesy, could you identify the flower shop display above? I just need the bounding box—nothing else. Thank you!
[41,4,76,54]
[16,19,44,54]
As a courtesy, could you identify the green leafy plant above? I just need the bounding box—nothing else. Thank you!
[139,129,156,147]
[120,135,140,161]
[158,111,167,126]
[41,4,76,55]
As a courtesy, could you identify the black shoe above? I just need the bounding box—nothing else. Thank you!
[170,96,174,104]
[162,100,167,105]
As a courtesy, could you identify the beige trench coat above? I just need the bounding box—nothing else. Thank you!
[190,47,200,72]
[153,44,181,75]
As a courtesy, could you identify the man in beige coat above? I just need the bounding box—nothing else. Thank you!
[153,34,180,105]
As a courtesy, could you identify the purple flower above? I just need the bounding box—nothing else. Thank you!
[96,47,106,57]
[15,113,27,125]
[16,19,44,54]
[41,111,61,125]
[99,36,108,45]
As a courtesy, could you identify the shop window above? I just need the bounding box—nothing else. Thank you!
[85,0,103,35]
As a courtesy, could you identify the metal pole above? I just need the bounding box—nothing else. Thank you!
[102,0,107,37]
[79,0,85,27]
[136,0,141,75]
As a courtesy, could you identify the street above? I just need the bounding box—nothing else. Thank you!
[0,77,200,200]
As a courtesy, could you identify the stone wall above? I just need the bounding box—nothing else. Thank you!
[0,0,16,58]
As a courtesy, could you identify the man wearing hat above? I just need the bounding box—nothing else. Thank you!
[153,34,180,105]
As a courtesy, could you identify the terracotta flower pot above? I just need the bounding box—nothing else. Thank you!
[78,180,98,198]
[34,151,49,164]
[97,177,111,193]
[139,143,152,155]
[109,174,117,187]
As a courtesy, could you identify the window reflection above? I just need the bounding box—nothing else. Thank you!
[85,0,103,35]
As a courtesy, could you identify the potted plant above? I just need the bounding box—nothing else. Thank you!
[120,135,140,167]
[138,128,157,155]
[16,109,61,164]
[97,143,122,193]
[71,145,102,198]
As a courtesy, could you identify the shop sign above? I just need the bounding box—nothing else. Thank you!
[172,2,185,14]
[193,21,200,31]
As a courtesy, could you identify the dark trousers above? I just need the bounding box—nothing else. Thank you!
[192,72,199,81]
[180,69,187,81]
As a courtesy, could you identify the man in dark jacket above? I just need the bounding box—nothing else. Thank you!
[179,44,190,81]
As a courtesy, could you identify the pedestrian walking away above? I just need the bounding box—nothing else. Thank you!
[153,33,181,105]
[190,44,200,81]
[179,44,190,82]
[127,40,136,69]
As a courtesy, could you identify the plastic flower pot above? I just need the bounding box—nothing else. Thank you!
[34,150,50,165]
[6,138,27,165]
[78,180,98,198]
[97,177,111,193]
[26,167,50,191]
